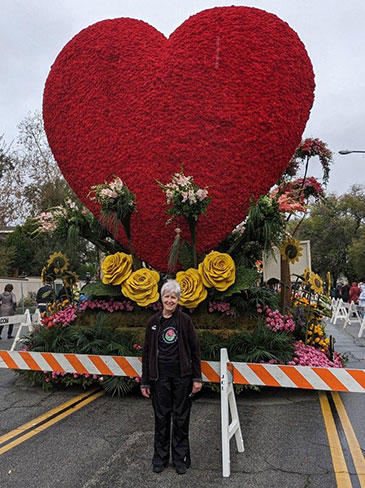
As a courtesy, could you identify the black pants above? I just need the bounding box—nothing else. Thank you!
[0,323,14,338]
[151,375,192,468]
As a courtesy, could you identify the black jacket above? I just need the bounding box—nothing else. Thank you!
[141,309,202,388]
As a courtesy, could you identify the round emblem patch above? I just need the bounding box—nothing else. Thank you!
[163,327,177,344]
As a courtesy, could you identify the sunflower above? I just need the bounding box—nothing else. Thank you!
[309,273,324,295]
[41,265,56,284]
[62,270,79,287]
[280,238,303,264]
[40,266,48,285]
[302,266,311,285]
[47,252,70,274]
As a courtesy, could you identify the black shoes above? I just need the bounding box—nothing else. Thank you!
[175,465,187,475]
[8,336,14,339]
[152,463,188,474]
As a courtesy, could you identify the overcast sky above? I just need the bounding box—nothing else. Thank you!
[1,0,364,195]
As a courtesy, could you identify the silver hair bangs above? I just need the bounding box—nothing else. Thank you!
[161,279,181,299]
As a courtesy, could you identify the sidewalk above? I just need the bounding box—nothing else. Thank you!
[325,317,365,369]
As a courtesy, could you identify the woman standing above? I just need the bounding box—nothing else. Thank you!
[141,279,202,475]
[0,284,17,339]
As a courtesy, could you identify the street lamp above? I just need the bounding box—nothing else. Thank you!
[338,150,365,155]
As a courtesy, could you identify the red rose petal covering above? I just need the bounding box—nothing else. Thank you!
[43,6,315,271]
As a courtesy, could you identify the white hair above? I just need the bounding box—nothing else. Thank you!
[161,279,181,299]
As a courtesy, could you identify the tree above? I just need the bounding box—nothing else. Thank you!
[296,185,365,282]
[0,135,14,179]
[0,111,69,226]
[3,218,98,278]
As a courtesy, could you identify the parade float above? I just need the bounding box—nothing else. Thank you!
[17,6,345,394]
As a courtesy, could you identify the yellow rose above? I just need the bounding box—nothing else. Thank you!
[122,268,160,306]
[176,268,207,309]
[101,252,133,285]
[198,251,235,292]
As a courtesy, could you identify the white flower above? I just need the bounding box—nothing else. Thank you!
[100,188,118,199]
[109,177,124,192]
[196,189,208,201]
[188,190,197,204]
[165,189,174,204]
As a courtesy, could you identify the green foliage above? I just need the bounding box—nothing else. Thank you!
[222,267,260,297]
[239,196,284,252]
[229,286,279,317]
[3,218,96,277]
[101,376,136,397]
[24,313,138,357]
[227,323,294,364]
[81,280,123,298]
[178,240,195,270]
[198,320,294,364]
[348,231,365,279]
[219,195,284,268]
[198,331,227,360]
[0,244,15,276]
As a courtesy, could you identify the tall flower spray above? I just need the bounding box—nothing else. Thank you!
[158,167,210,268]
[89,176,137,266]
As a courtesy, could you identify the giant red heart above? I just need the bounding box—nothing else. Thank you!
[43,6,314,271]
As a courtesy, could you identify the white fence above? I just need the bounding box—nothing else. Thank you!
[331,298,365,338]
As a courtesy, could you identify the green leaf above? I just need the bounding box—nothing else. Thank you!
[221,267,261,297]
[178,240,194,270]
[81,280,123,298]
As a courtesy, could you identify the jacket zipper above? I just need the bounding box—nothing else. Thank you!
[155,315,162,381]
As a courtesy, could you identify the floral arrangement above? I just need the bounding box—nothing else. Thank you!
[257,305,296,333]
[42,305,78,329]
[89,176,137,260]
[289,342,343,368]
[158,168,210,268]
[97,249,236,311]
[79,299,134,313]
[158,169,210,223]
[20,133,347,397]
[34,199,91,235]
[88,176,136,220]
[43,6,316,273]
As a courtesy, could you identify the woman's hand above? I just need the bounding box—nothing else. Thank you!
[141,387,151,398]
[192,381,202,394]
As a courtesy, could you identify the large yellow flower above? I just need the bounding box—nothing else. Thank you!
[101,252,133,285]
[302,266,311,285]
[309,273,324,295]
[198,251,235,292]
[281,238,303,264]
[122,268,160,306]
[176,268,207,309]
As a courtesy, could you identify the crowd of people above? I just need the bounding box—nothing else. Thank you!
[332,281,365,317]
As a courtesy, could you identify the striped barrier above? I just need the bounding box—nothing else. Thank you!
[0,350,364,393]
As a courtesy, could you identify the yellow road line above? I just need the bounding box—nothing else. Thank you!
[0,390,104,455]
[319,391,352,488]
[0,388,99,446]
[331,392,365,488]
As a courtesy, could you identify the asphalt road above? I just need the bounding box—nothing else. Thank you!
[0,322,364,488]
